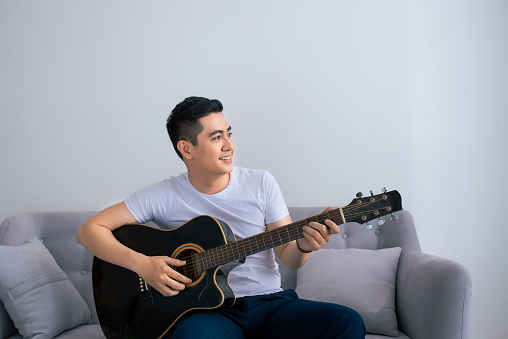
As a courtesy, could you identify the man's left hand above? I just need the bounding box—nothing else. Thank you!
[297,207,340,252]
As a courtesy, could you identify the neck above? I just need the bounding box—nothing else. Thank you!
[187,169,231,195]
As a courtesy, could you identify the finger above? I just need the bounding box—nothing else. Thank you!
[167,269,192,285]
[320,207,335,229]
[303,226,327,247]
[161,257,192,284]
[147,274,182,297]
[163,256,186,266]
[300,233,319,251]
[325,219,340,234]
[307,222,331,242]
[154,270,187,292]
[158,284,181,297]
[161,265,192,284]
[304,231,325,249]
[165,277,187,291]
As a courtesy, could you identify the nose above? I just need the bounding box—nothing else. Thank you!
[222,135,234,151]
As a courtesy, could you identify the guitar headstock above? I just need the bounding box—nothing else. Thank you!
[343,189,402,228]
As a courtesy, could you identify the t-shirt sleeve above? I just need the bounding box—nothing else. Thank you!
[263,171,289,224]
[124,181,169,224]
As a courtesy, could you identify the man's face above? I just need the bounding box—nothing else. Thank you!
[188,112,234,176]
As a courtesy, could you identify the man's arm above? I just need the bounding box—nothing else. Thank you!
[76,202,191,296]
[268,207,340,270]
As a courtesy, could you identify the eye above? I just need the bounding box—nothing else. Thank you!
[227,132,233,138]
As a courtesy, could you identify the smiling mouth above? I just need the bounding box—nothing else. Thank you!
[219,156,232,161]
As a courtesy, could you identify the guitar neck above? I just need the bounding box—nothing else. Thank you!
[198,209,344,270]
[196,189,401,270]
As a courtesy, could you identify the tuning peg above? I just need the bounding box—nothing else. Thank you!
[370,190,374,196]
[382,187,387,193]
[390,213,398,221]
[356,192,363,198]
[366,223,373,230]
[377,218,385,225]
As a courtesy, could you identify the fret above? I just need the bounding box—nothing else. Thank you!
[234,242,241,261]
[277,228,283,247]
[211,247,220,267]
[235,241,243,260]
[259,233,267,252]
[247,238,254,255]
[204,253,212,270]
[242,239,249,257]
[285,226,291,242]
[236,240,245,259]
[255,236,263,252]
[265,231,273,250]
[247,239,253,255]
[226,242,234,264]
[205,252,211,270]
[289,223,300,242]
[220,244,229,265]
[272,229,279,246]
[217,246,225,264]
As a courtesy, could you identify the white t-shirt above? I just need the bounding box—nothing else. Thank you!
[124,167,289,297]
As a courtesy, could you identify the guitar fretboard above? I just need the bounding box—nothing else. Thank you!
[196,209,345,270]
[175,190,400,280]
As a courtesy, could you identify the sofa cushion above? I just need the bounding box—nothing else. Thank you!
[295,247,401,337]
[0,237,91,338]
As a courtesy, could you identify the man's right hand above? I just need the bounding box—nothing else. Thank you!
[136,255,193,297]
[77,202,193,297]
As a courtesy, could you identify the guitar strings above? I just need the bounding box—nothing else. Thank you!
[173,198,390,278]
[173,197,391,279]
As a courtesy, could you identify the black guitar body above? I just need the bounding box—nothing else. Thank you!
[92,216,243,339]
[92,190,403,339]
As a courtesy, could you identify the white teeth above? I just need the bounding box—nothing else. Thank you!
[219,156,231,160]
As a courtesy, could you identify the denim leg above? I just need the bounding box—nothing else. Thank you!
[171,311,245,339]
[249,290,366,339]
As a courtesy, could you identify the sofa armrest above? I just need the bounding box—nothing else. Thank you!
[0,302,17,339]
[396,251,472,339]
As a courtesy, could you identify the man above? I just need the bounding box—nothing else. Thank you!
[77,96,365,338]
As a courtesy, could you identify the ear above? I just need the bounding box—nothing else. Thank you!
[177,140,193,160]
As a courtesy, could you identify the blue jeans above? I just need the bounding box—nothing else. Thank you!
[171,289,366,339]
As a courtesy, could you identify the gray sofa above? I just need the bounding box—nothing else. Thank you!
[0,208,471,339]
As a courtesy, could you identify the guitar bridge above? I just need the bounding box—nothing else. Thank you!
[138,276,153,303]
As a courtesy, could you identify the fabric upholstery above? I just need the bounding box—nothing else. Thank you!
[396,251,472,339]
[0,211,97,323]
[296,247,401,337]
[0,208,471,339]
[0,237,91,338]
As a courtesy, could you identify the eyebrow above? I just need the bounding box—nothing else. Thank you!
[208,126,232,138]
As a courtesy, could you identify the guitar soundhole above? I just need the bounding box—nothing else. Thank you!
[173,249,205,285]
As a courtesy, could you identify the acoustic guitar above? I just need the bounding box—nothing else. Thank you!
[92,189,402,338]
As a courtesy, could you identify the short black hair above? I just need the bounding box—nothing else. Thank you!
[166,96,224,160]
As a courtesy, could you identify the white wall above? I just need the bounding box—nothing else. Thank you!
[1,1,506,338]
